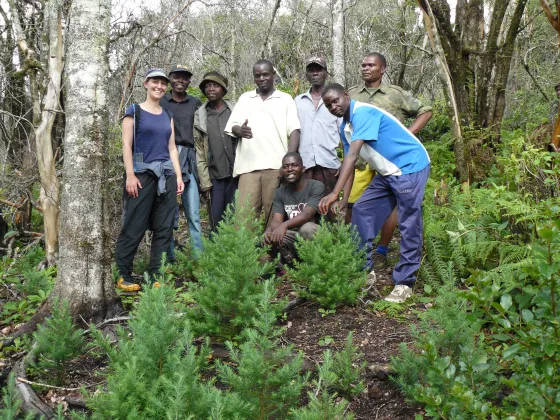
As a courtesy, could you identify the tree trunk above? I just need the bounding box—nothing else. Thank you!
[418,0,469,182]
[260,0,282,58]
[34,0,63,266]
[54,0,118,320]
[332,0,345,85]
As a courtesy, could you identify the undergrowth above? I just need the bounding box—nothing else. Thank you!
[393,133,560,418]
[289,221,366,309]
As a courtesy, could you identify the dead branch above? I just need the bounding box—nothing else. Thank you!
[17,376,103,391]
[116,0,195,120]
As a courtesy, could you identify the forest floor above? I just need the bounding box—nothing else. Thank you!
[0,222,426,419]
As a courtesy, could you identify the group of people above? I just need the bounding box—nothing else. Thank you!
[114,52,432,303]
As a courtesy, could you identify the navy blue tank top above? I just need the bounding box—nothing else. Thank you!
[124,104,172,163]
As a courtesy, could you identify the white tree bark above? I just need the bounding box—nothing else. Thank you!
[55,0,118,318]
[332,0,345,85]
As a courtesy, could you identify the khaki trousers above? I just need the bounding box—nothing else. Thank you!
[237,169,280,221]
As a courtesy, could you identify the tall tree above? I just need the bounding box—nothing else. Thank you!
[332,0,345,84]
[54,0,118,319]
[539,0,560,150]
[7,0,64,264]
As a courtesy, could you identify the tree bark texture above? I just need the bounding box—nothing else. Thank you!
[332,0,345,85]
[55,0,118,320]
[8,0,63,265]
[418,0,469,182]
[424,0,528,132]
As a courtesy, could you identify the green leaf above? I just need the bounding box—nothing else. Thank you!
[502,343,521,359]
[500,294,512,311]
[521,309,534,322]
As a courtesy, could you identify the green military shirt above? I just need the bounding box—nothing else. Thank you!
[347,83,431,123]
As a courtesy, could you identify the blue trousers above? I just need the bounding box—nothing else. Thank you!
[351,165,430,286]
[181,171,203,253]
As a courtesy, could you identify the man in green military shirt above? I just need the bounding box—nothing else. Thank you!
[345,52,432,268]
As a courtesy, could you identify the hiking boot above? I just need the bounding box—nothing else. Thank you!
[117,278,141,292]
[384,285,412,303]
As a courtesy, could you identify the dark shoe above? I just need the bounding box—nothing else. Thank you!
[117,278,141,292]
[373,252,388,270]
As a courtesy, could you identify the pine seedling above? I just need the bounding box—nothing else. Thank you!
[291,352,354,420]
[32,298,85,384]
[88,284,235,419]
[0,373,33,420]
[218,285,307,419]
[327,332,366,399]
[289,221,366,309]
[188,203,278,341]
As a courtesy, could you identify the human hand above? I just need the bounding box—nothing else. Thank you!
[318,193,338,215]
[331,199,347,216]
[240,119,253,139]
[126,174,142,198]
[176,177,185,195]
[270,223,288,244]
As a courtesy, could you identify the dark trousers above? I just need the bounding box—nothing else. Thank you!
[115,173,177,282]
[352,165,430,286]
[303,165,339,195]
[210,177,238,230]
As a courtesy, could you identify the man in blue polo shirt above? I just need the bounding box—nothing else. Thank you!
[319,83,430,303]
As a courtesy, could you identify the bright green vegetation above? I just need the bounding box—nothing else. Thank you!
[392,129,560,418]
[289,221,366,309]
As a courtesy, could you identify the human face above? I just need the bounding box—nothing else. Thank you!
[253,64,275,94]
[322,90,350,118]
[361,55,385,86]
[170,72,191,94]
[281,156,304,184]
[306,64,327,88]
[204,81,225,102]
[144,77,168,100]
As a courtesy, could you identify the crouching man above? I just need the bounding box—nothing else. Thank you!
[264,152,324,263]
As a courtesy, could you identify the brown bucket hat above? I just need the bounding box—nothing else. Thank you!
[199,72,229,94]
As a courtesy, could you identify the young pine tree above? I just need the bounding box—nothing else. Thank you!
[289,222,366,309]
[32,298,85,384]
[188,204,279,341]
[218,286,307,419]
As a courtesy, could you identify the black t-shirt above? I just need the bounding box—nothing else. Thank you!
[271,179,325,222]
[160,93,202,147]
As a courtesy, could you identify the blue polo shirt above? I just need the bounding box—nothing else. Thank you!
[340,100,430,176]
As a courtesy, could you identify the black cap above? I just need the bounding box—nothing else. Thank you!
[168,65,193,78]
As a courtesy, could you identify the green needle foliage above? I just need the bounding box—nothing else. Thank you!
[0,373,33,420]
[31,298,85,384]
[218,287,307,420]
[88,284,247,419]
[289,221,366,309]
[188,204,279,341]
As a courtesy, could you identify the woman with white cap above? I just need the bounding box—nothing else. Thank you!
[115,68,184,291]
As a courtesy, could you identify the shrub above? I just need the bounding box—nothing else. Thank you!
[32,299,85,384]
[188,204,279,341]
[289,221,366,309]
[323,332,366,399]
[218,287,306,419]
[88,284,246,419]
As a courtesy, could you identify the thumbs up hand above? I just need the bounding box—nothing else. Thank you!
[240,119,253,139]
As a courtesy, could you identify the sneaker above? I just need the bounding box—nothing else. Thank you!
[117,278,140,292]
[366,269,376,287]
[384,285,412,303]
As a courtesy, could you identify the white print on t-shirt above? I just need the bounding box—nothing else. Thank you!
[285,203,307,219]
